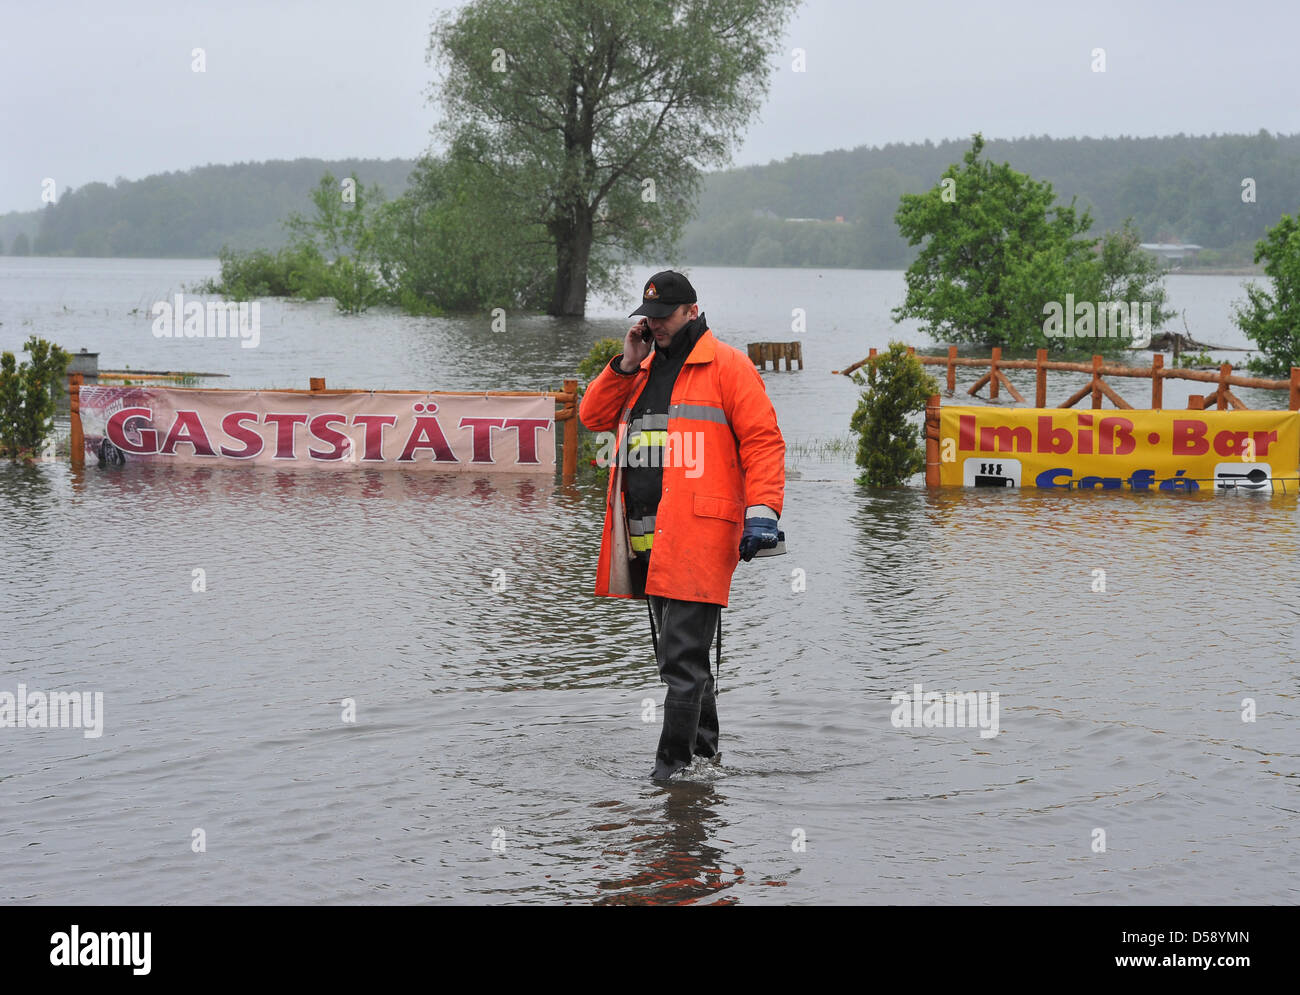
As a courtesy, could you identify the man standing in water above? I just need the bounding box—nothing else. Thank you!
[579,271,786,781]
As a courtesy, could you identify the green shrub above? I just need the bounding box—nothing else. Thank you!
[1176,349,1215,369]
[0,337,70,462]
[1237,212,1300,376]
[196,244,331,301]
[325,255,385,314]
[849,341,938,487]
[576,337,627,472]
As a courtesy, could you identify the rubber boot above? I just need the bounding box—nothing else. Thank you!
[649,595,721,780]
[693,674,720,761]
[652,703,702,780]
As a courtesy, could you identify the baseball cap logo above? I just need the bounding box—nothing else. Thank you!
[644,283,657,300]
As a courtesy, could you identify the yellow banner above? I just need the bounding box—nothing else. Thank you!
[938,407,1300,493]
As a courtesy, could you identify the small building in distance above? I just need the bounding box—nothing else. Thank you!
[1139,242,1203,262]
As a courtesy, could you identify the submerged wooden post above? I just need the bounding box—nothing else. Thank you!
[69,373,84,468]
[1035,348,1047,407]
[1151,353,1164,410]
[562,378,577,484]
[310,377,326,391]
[1091,355,1103,409]
[925,393,941,488]
[989,347,1001,400]
[947,345,957,394]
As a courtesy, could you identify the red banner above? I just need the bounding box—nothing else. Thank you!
[77,386,555,473]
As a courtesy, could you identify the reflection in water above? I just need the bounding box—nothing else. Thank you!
[593,783,742,906]
[64,461,559,508]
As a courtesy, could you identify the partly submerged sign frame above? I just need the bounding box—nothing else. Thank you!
[933,405,1300,494]
[73,383,566,474]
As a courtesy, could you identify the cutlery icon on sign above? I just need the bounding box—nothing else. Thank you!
[1216,467,1269,490]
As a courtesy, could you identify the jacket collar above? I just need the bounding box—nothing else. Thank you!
[637,314,714,370]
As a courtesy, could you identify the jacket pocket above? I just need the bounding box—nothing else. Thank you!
[693,493,743,523]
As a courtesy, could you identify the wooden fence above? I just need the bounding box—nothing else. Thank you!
[837,347,1300,411]
[68,374,581,482]
[748,341,803,371]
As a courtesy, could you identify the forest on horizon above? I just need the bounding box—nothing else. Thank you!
[2,131,1296,270]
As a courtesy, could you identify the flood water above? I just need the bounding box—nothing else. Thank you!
[1,258,1297,904]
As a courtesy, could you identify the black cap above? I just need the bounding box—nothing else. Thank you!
[629,270,697,318]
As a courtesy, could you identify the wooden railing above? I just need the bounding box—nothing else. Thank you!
[836,347,1300,411]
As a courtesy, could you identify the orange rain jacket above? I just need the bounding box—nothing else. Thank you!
[579,327,785,607]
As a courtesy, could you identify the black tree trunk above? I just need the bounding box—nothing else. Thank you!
[549,209,593,316]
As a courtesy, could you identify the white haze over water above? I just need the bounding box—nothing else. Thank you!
[3,0,1299,213]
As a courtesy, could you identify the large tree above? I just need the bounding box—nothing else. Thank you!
[892,134,1168,354]
[1235,211,1300,376]
[428,0,799,316]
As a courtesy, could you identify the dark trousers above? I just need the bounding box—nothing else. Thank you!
[648,593,721,779]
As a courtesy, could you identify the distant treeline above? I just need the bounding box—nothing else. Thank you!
[0,159,414,258]
[680,131,1300,269]
[3,132,1298,267]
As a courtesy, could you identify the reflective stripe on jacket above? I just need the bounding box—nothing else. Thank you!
[579,328,785,607]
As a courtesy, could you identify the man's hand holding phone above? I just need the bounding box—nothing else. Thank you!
[619,319,653,372]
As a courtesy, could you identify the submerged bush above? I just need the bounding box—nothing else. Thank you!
[0,336,70,462]
[576,337,627,472]
[849,341,938,487]
[197,244,330,301]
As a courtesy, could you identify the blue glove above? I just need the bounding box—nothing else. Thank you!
[739,517,780,562]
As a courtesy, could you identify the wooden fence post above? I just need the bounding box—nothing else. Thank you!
[1091,355,1103,409]
[1217,363,1231,410]
[1151,353,1164,410]
[925,393,941,488]
[1187,394,1204,410]
[562,378,577,484]
[989,347,1000,400]
[310,377,326,391]
[1035,349,1047,407]
[1291,367,1300,411]
[947,345,957,394]
[70,373,84,468]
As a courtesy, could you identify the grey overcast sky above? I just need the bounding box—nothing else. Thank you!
[3,0,1298,214]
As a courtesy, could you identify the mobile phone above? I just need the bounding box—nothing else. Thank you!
[639,320,653,343]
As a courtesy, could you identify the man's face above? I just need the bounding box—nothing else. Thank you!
[645,303,698,348]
